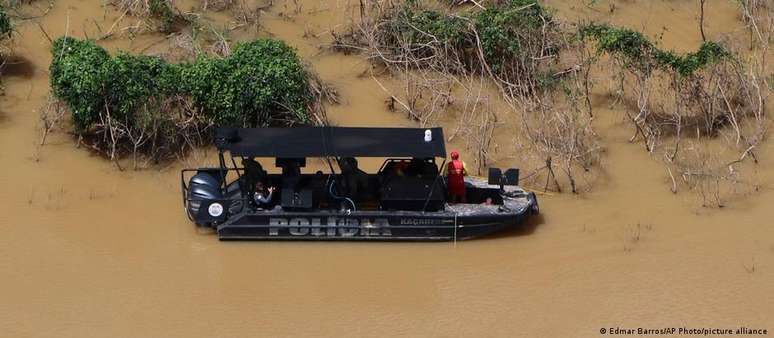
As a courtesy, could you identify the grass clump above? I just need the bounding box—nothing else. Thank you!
[48,37,328,166]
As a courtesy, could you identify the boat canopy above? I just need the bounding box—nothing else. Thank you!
[215,127,447,158]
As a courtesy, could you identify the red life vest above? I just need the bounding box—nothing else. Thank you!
[447,160,465,196]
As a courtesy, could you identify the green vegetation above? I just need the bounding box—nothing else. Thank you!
[361,0,561,95]
[389,8,469,49]
[398,0,556,64]
[179,39,312,126]
[578,22,764,186]
[579,23,730,76]
[51,37,313,131]
[392,0,555,72]
[110,0,188,33]
[472,0,555,73]
[344,1,600,193]
[1,5,13,92]
[50,38,112,130]
[0,6,11,39]
[148,0,179,32]
[49,37,319,162]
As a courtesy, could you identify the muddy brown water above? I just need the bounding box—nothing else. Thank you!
[1,1,772,337]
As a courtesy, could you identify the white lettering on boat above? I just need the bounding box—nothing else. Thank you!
[399,218,449,225]
[269,217,392,237]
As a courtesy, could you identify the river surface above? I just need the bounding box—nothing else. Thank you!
[0,1,772,337]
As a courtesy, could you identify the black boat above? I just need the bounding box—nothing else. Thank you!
[181,127,539,241]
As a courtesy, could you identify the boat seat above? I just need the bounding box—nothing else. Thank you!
[380,176,444,211]
[281,188,313,210]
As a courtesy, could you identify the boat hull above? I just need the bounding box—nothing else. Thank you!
[217,201,536,241]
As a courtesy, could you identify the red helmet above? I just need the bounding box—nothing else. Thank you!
[450,151,459,160]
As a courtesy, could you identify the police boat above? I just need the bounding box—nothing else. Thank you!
[181,127,539,241]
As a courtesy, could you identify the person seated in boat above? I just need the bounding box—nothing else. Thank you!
[253,181,275,209]
[242,157,265,199]
[392,160,408,177]
[405,158,420,176]
[443,151,467,203]
[310,170,327,208]
[339,157,370,200]
[482,197,494,206]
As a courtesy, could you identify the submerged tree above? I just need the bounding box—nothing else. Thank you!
[579,23,768,206]
[339,0,563,99]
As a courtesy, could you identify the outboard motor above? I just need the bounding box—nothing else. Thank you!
[187,172,224,227]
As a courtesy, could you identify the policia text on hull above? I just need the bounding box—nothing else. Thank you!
[181,127,539,241]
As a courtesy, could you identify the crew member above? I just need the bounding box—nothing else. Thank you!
[254,181,275,209]
[393,160,408,177]
[242,158,265,199]
[482,197,494,206]
[445,151,467,203]
[339,157,369,201]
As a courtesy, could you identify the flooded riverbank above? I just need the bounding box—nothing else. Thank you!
[1,0,772,337]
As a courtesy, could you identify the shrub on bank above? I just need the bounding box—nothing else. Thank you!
[49,37,322,163]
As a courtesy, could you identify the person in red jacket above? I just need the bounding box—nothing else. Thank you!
[445,151,467,203]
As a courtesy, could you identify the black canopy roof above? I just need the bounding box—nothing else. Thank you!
[215,127,447,158]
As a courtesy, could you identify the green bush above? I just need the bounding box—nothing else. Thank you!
[105,53,176,125]
[391,0,553,64]
[0,10,10,38]
[149,0,177,32]
[50,37,314,132]
[473,0,555,73]
[0,6,11,39]
[50,37,111,130]
[579,23,730,76]
[390,8,469,48]
[373,0,560,95]
[180,40,312,126]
